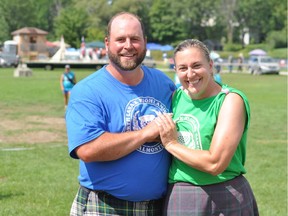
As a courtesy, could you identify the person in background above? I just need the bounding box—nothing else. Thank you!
[238,53,244,72]
[155,39,259,215]
[66,12,176,216]
[213,69,222,84]
[60,64,76,109]
[228,54,234,73]
[213,58,223,84]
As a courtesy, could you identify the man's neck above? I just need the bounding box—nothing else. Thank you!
[106,64,144,86]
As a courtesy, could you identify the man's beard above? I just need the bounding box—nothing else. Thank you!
[108,49,146,71]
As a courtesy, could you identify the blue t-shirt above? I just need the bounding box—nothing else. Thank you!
[66,65,176,201]
[63,71,75,91]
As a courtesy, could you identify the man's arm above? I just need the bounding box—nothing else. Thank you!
[75,120,160,162]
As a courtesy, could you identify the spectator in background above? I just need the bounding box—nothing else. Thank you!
[228,54,234,73]
[163,52,168,63]
[60,65,76,109]
[238,53,244,72]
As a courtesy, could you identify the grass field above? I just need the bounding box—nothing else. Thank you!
[0,66,287,215]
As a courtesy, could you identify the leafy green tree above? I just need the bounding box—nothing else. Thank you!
[149,0,186,44]
[72,0,111,43]
[73,0,152,42]
[0,7,10,43]
[183,0,221,41]
[0,0,38,33]
[0,0,73,41]
[235,0,283,43]
[33,0,73,36]
[218,0,237,44]
[0,0,286,49]
[54,6,89,47]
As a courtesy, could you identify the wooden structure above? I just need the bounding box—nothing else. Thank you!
[11,27,48,60]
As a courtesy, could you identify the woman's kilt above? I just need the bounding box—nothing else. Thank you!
[163,175,259,216]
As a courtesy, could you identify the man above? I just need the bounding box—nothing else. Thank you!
[66,12,176,215]
[60,64,76,109]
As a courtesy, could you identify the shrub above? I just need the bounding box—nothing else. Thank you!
[223,43,243,52]
[266,30,287,49]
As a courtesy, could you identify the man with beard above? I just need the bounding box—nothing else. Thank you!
[66,12,176,216]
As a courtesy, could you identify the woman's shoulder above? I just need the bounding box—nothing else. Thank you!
[220,84,247,99]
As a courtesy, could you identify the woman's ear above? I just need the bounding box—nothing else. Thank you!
[209,59,214,69]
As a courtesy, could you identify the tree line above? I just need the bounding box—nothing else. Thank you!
[0,0,286,49]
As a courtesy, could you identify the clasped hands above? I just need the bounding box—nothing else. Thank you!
[143,113,177,148]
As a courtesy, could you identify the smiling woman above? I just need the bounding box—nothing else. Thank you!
[173,40,220,100]
[157,39,259,215]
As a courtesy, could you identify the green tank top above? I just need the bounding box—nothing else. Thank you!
[169,84,250,185]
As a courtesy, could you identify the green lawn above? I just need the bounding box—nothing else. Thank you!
[0,67,287,215]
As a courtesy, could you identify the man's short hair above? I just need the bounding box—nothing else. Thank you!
[106,12,146,40]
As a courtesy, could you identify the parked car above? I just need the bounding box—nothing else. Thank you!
[248,56,280,75]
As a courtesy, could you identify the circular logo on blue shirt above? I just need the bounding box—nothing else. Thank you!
[123,97,168,154]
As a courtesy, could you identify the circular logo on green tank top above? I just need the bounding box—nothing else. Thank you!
[175,114,202,150]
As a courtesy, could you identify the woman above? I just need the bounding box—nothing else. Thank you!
[60,64,76,109]
[155,39,259,215]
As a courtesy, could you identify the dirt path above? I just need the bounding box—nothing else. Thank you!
[0,115,67,145]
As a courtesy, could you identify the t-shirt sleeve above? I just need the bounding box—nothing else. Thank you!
[66,96,106,159]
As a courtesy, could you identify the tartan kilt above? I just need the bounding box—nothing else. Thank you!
[70,185,163,216]
[163,175,259,216]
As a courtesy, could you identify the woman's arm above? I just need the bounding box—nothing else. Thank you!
[60,74,64,91]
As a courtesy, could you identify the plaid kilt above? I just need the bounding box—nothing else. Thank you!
[163,175,259,216]
[70,185,163,216]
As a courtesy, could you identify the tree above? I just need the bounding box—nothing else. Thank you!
[0,0,286,48]
[0,0,74,41]
[73,0,112,32]
[0,7,10,43]
[34,0,73,36]
[218,0,237,44]
[0,0,38,33]
[54,6,89,48]
[73,0,152,42]
[235,0,281,44]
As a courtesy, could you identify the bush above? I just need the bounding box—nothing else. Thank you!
[223,43,243,52]
[266,30,287,49]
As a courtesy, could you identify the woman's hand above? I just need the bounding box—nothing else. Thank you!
[155,113,178,148]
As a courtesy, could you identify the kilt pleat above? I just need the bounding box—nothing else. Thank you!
[70,186,163,216]
[163,175,259,216]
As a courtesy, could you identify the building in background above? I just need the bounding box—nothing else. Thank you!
[11,27,48,60]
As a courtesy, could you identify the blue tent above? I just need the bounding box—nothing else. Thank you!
[146,43,163,50]
[161,44,174,51]
[146,43,173,51]
[86,41,105,48]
